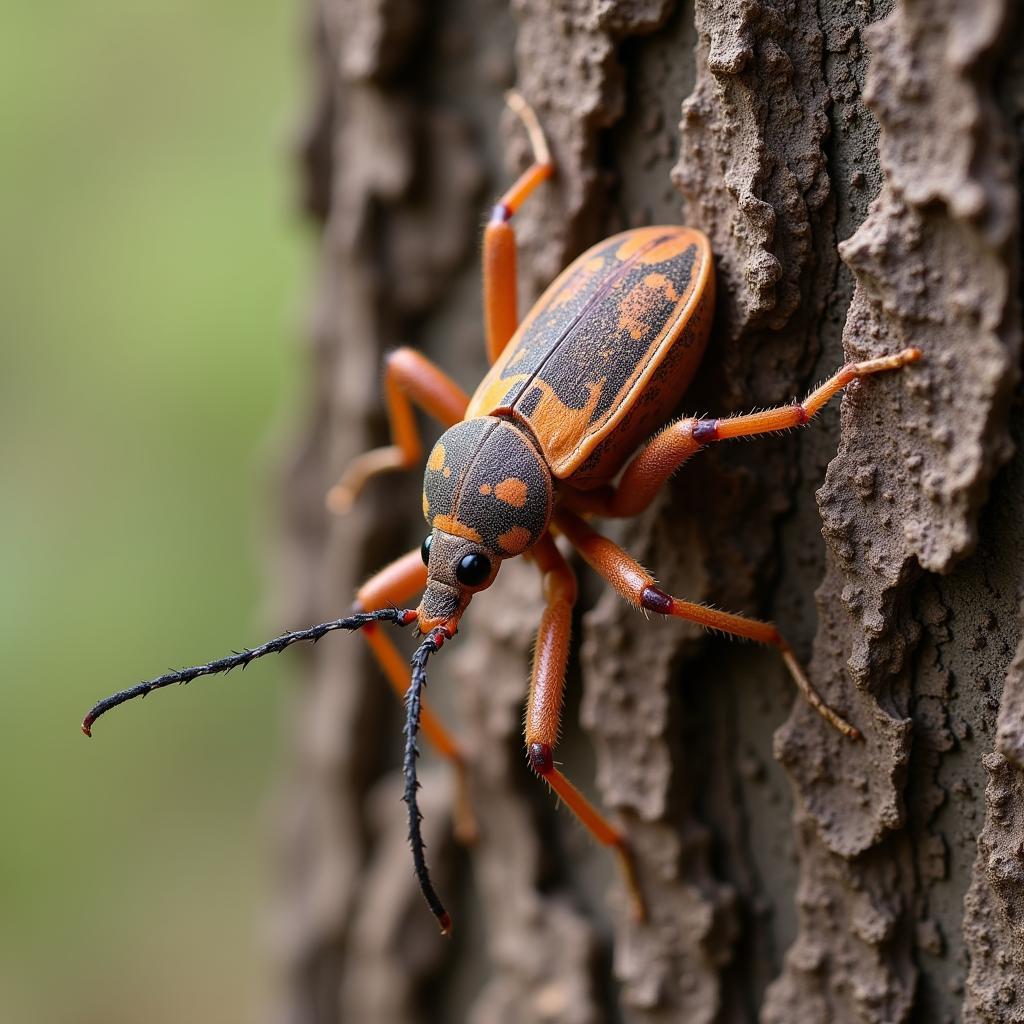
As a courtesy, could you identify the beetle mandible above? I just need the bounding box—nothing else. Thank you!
[83,92,921,934]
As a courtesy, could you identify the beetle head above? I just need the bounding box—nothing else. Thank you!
[418,416,552,633]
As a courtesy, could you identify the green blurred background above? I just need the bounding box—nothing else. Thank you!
[1,2,304,1020]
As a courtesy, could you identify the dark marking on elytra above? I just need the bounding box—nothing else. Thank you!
[564,278,713,487]
[519,385,544,417]
[501,237,697,424]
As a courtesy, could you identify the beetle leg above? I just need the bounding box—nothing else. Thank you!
[525,533,646,922]
[327,347,469,514]
[689,347,922,445]
[561,347,922,519]
[356,548,478,844]
[483,91,554,364]
[555,510,862,740]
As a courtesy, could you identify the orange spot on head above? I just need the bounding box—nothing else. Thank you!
[498,526,532,555]
[479,484,492,495]
[427,442,446,472]
[433,514,483,544]
[443,466,452,478]
[494,478,528,508]
[422,490,430,519]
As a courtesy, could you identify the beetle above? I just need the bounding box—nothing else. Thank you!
[83,92,921,934]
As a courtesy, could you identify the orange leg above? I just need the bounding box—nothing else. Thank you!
[327,347,469,513]
[525,534,646,920]
[555,510,862,740]
[356,548,477,843]
[563,347,922,519]
[483,91,554,364]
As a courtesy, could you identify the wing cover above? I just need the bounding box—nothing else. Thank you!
[467,226,711,477]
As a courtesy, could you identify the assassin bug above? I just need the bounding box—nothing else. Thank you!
[83,92,921,934]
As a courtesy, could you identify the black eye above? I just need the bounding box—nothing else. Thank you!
[456,553,491,587]
[420,534,433,565]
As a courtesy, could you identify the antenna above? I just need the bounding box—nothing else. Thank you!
[81,607,417,736]
[403,630,451,934]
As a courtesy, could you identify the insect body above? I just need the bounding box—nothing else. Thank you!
[84,93,921,934]
[416,223,712,630]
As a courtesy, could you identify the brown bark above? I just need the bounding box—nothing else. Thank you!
[274,1,1023,1021]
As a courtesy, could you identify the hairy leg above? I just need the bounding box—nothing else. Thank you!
[328,348,469,513]
[483,91,554,363]
[563,347,921,518]
[556,510,861,739]
[524,533,645,919]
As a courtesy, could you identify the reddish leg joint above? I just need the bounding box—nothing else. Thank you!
[692,419,719,444]
[641,586,674,615]
[530,741,647,921]
[529,741,554,775]
[490,202,512,224]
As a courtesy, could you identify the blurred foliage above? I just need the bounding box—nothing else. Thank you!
[0,1,304,1020]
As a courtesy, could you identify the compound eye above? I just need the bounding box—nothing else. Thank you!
[420,534,433,566]
[455,552,491,587]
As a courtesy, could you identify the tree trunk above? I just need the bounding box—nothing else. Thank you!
[273,1,1023,1021]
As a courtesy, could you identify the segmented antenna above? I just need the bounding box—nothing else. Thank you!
[403,631,451,935]
[81,607,417,736]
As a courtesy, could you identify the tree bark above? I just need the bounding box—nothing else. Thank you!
[274,1,1023,1021]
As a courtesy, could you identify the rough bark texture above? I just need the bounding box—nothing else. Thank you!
[275,1,1023,1021]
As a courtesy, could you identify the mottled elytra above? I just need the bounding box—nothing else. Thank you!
[82,91,922,934]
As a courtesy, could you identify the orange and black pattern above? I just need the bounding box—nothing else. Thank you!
[467,226,712,479]
[422,417,552,557]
